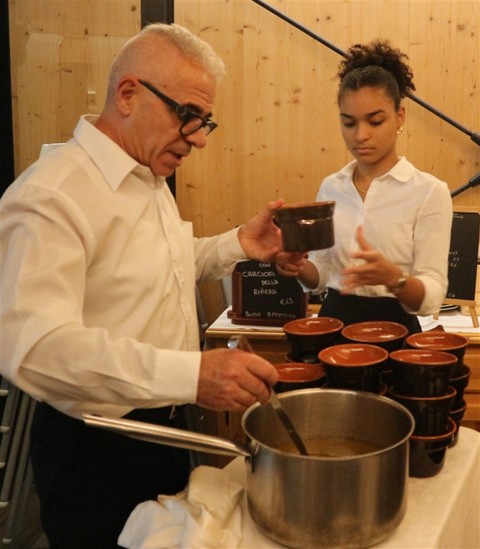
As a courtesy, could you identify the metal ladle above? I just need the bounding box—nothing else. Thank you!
[227,335,309,456]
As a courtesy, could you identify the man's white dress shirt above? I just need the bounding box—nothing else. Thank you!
[0,115,246,418]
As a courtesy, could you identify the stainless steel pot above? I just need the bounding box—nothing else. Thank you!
[83,389,414,548]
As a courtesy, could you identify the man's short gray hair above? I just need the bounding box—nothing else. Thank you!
[141,23,225,80]
[106,23,225,102]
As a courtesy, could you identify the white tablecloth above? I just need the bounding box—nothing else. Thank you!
[119,427,480,549]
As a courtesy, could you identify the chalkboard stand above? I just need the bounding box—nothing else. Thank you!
[227,260,308,326]
[433,208,479,328]
[434,299,479,328]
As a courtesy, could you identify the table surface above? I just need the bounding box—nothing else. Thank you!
[206,308,480,342]
[119,427,480,549]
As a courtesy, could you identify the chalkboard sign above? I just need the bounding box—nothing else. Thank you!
[228,260,307,326]
[446,211,479,300]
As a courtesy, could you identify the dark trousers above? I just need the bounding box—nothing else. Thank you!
[319,288,422,334]
[30,403,191,549]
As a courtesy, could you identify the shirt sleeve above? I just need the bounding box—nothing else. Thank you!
[410,181,453,315]
[193,227,247,283]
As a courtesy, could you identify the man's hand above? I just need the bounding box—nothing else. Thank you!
[238,199,306,266]
[196,348,279,412]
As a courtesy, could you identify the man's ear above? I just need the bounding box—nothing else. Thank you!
[116,78,137,115]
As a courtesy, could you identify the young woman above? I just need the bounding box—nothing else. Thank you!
[276,40,452,333]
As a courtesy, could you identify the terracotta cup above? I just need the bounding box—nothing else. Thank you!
[409,418,457,478]
[274,363,326,393]
[272,201,335,252]
[341,321,408,353]
[406,332,468,377]
[388,386,457,436]
[448,365,471,409]
[342,321,408,388]
[318,343,388,393]
[283,317,344,363]
[389,349,457,397]
[449,401,467,447]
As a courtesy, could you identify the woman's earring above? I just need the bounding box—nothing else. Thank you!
[396,126,404,135]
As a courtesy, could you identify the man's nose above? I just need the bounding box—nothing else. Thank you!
[183,130,208,149]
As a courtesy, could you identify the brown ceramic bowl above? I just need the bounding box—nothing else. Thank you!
[284,352,321,364]
[406,332,468,376]
[342,321,408,353]
[319,343,388,393]
[388,386,457,436]
[409,418,457,478]
[283,317,344,363]
[272,201,335,252]
[274,363,326,393]
[448,401,467,447]
[389,349,458,397]
[449,365,471,409]
[449,401,467,423]
[378,382,388,396]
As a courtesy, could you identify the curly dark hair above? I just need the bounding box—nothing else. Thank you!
[338,39,415,109]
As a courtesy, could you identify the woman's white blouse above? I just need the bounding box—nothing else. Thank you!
[307,157,453,316]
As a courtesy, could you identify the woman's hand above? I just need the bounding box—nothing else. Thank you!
[342,226,425,309]
[275,252,308,277]
[341,226,403,292]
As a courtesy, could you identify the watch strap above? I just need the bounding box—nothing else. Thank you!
[390,274,408,295]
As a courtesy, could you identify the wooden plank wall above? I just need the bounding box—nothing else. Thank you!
[174,0,479,224]
[9,0,480,323]
[9,0,141,170]
[174,0,480,321]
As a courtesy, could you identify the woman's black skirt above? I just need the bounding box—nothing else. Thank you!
[318,287,422,334]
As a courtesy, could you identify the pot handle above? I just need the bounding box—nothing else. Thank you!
[82,413,250,457]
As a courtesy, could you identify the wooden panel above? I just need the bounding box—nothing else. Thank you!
[9,0,141,172]
[175,1,478,232]
[8,1,479,325]
[175,0,479,322]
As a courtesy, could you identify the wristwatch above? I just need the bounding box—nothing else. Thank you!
[390,274,408,295]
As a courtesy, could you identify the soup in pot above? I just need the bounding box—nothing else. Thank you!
[276,436,382,457]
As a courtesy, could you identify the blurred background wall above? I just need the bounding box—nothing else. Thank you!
[7,0,480,322]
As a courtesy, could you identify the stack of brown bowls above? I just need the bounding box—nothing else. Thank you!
[388,348,458,478]
[283,317,344,364]
[274,362,326,393]
[406,331,470,447]
[341,321,408,388]
[318,343,389,394]
[280,317,343,392]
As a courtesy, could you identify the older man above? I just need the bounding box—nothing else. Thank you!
[0,23,304,548]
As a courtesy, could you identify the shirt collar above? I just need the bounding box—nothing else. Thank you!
[338,157,414,182]
[385,157,415,181]
[73,115,160,191]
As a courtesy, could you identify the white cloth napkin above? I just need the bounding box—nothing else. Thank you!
[118,465,245,548]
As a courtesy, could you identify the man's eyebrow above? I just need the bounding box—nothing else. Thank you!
[185,103,212,118]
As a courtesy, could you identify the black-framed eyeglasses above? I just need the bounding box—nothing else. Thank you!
[138,79,217,137]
